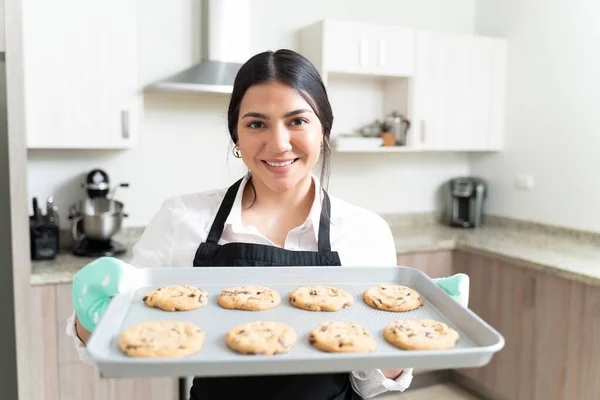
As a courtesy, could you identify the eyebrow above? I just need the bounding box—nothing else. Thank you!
[241,109,313,119]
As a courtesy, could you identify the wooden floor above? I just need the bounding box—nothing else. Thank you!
[373,383,482,399]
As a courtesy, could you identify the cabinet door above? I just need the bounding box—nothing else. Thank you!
[564,282,600,399]
[396,250,453,278]
[412,31,504,150]
[452,250,537,400]
[323,20,414,77]
[22,0,140,149]
[375,25,415,77]
[30,285,61,400]
[324,20,374,75]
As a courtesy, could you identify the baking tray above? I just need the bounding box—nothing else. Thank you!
[87,266,505,378]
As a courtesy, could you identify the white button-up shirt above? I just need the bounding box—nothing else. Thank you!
[67,174,413,398]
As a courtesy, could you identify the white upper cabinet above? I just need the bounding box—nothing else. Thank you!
[299,20,507,153]
[411,31,506,150]
[22,1,141,149]
[301,20,415,79]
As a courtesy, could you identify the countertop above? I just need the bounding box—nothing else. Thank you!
[30,216,600,287]
[390,223,600,286]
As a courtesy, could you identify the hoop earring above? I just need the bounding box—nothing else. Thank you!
[233,146,242,158]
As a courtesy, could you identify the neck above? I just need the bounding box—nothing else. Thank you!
[243,174,315,213]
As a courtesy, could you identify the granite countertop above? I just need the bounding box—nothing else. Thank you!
[390,223,600,286]
[30,217,600,287]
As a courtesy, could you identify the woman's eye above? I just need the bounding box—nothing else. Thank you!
[290,118,307,126]
[247,121,264,129]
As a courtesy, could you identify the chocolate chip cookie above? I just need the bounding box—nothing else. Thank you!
[383,319,459,350]
[362,284,424,312]
[308,322,377,353]
[118,321,205,358]
[217,285,280,311]
[289,285,354,312]
[142,285,208,312]
[225,321,297,355]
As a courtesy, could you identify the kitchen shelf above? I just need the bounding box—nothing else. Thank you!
[333,146,421,153]
[332,146,501,153]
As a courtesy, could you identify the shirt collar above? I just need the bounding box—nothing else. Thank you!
[224,173,325,239]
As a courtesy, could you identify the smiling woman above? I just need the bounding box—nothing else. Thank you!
[228,49,333,193]
[69,49,431,400]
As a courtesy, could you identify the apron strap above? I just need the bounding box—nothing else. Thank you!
[205,178,243,244]
[206,177,334,253]
[317,190,333,253]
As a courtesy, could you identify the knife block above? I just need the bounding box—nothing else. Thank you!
[29,217,60,260]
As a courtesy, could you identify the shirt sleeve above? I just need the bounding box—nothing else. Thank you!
[350,369,414,398]
[347,213,415,398]
[129,196,181,267]
[66,197,181,364]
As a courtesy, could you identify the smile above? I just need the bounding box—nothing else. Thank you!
[263,159,298,167]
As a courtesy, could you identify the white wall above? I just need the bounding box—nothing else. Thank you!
[470,0,600,233]
[27,0,476,228]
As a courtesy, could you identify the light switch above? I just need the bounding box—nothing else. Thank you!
[515,174,534,190]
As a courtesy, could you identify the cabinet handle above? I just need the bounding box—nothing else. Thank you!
[420,120,426,143]
[121,110,129,139]
[378,40,386,66]
[525,274,536,308]
[359,38,369,67]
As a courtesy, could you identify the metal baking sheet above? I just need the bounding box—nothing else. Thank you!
[87,266,504,378]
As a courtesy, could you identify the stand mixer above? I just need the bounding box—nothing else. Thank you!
[69,169,129,257]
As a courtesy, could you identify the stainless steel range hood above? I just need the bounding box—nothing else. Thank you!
[148,0,251,94]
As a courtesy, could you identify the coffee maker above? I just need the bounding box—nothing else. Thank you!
[444,177,487,228]
[69,169,130,257]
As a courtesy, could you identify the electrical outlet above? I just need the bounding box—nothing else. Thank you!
[515,174,534,190]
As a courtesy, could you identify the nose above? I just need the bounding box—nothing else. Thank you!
[265,122,292,153]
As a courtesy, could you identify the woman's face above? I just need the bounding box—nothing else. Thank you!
[236,80,324,194]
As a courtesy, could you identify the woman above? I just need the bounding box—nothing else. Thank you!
[68,49,468,400]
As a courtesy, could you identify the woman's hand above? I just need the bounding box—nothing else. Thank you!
[74,315,92,344]
[432,273,470,308]
[381,369,403,379]
[72,257,136,334]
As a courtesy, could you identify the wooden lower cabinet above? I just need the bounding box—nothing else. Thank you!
[58,363,178,400]
[452,250,600,400]
[30,283,179,400]
[397,250,453,278]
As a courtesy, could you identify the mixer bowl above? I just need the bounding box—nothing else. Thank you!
[71,198,127,241]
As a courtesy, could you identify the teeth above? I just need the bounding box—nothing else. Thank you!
[266,160,295,167]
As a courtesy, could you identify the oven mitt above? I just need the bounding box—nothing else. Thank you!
[72,257,137,332]
[432,273,470,308]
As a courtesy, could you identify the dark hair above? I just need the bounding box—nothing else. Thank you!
[227,49,334,193]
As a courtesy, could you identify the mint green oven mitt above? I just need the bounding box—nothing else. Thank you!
[432,273,470,308]
[72,257,136,332]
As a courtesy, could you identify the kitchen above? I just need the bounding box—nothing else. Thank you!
[2,0,600,399]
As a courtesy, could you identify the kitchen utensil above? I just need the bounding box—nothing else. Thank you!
[445,177,487,228]
[45,195,60,226]
[82,169,130,199]
[381,132,396,146]
[32,197,43,225]
[87,266,504,379]
[383,111,411,146]
[70,198,128,242]
[360,119,384,137]
[29,196,59,260]
[71,169,130,257]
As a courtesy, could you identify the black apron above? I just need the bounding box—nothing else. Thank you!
[189,178,360,400]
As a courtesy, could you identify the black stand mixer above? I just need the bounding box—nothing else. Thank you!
[69,169,129,257]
